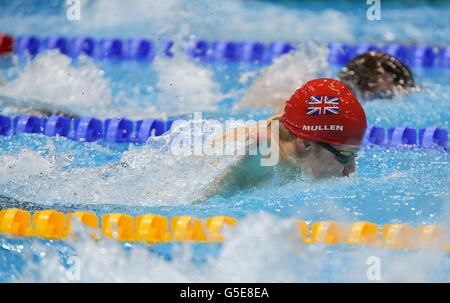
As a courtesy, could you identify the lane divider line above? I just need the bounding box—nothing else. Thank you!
[0,114,448,150]
[1,33,450,67]
[0,209,449,252]
[0,115,173,144]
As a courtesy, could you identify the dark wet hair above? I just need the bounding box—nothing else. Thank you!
[338,51,415,99]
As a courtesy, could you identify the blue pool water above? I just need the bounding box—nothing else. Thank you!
[0,0,449,282]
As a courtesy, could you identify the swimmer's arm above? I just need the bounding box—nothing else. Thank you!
[201,114,284,201]
[206,120,271,152]
[206,110,284,152]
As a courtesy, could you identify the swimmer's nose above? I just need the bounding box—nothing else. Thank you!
[295,139,305,151]
[342,161,355,177]
[295,138,311,155]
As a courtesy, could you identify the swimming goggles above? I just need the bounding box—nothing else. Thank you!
[317,142,357,165]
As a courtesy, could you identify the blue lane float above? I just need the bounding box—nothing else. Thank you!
[13,115,41,135]
[211,41,240,61]
[104,118,133,143]
[387,127,417,146]
[187,40,209,58]
[69,117,103,142]
[410,45,435,67]
[0,115,11,136]
[438,46,450,67]
[15,35,41,57]
[7,34,450,67]
[364,125,385,146]
[42,116,71,137]
[44,36,69,56]
[127,39,155,60]
[240,41,265,62]
[99,39,123,59]
[71,37,96,58]
[0,114,174,144]
[162,40,175,57]
[0,114,448,150]
[419,127,448,148]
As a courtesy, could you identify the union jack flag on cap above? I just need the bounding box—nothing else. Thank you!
[306,96,340,115]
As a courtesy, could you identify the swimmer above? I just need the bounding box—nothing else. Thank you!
[338,51,415,100]
[235,51,415,109]
[205,78,367,198]
[0,78,367,203]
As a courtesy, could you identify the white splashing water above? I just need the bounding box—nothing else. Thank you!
[0,122,242,206]
[14,213,449,282]
[0,51,114,117]
[0,42,330,119]
[235,42,330,109]
[153,55,223,113]
[0,150,55,183]
[0,50,224,118]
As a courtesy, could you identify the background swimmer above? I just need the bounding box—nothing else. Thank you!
[338,51,416,100]
[205,78,367,198]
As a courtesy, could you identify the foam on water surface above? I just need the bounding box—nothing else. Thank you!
[235,42,330,109]
[0,132,448,228]
[0,50,225,118]
[0,214,447,283]
[0,51,114,117]
[0,122,244,206]
[153,55,224,113]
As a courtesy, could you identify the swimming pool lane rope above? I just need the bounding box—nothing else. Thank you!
[0,114,448,150]
[0,208,449,252]
[1,33,449,67]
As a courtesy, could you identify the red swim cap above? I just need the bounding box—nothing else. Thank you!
[281,78,367,146]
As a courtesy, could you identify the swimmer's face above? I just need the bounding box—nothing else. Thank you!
[280,138,357,178]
